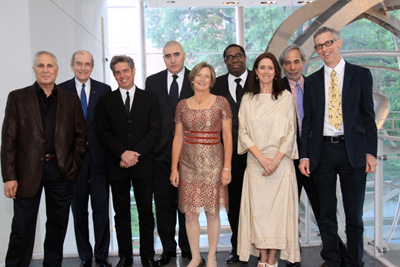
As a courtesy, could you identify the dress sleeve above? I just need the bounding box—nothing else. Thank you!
[278,93,299,160]
[174,100,185,123]
[218,96,232,120]
[238,94,255,155]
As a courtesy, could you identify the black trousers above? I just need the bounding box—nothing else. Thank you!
[153,159,190,253]
[110,175,155,260]
[6,160,73,267]
[71,152,110,261]
[312,141,366,267]
[227,152,247,253]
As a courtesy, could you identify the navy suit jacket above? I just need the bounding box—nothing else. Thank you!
[145,68,193,164]
[59,78,111,172]
[300,62,377,170]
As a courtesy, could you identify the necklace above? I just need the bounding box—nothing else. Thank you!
[194,94,210,105]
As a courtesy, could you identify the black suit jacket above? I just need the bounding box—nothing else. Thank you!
[96,87,161,181]
[58,78,111,172]
[212,71,252,153]
[145,68,193,163]
[1,83,88,197]
[300,62,377,170]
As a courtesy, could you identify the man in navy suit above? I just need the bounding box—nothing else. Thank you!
[211,44,250,264]
[97,55,160,267]
[145,41,192,265]
[58,50,112,267]
[299,27,378,267]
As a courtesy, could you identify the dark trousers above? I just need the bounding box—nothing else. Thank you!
[6,160,73,267]
[71,152,110,261]
[312,141,366,267]
[110,175,155,260]
[153,159,189,253]
[228,153,247,254]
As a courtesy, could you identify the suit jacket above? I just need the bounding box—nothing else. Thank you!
[58,78,111,172]
[96,87,161,181]
[145,68,193,163]
[300,62,377,170]
[1,83,88,197]
[212,70,252,153]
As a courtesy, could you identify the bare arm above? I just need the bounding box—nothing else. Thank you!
[170,122,184,187]
[221,118,233,186]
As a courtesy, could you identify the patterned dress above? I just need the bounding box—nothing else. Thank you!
[174,96,232,215]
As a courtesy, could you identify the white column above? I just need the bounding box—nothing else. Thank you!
[137,0,147,88]
[235,6,245,47]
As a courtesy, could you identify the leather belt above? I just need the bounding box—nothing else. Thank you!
[323,135,345,143]
[44,154,56,161]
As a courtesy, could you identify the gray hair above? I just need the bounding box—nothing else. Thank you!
[33,51,58,66]
[71,50,94,65]
[278,44,306,66]
[110,55,135,73]
[313,27,341,43]
[163,40,184,55]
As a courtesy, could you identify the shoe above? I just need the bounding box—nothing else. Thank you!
[155,251,176,265]
[96,258,112,267]
[181,250,192,259]
[116,257,133,267]
[286,262,301,267]
[81,260,92,267]
[266,261,278,267]
[258,261,268,267]
[226,250,239,264]
[142,258,157,267]
[197,257,205,267]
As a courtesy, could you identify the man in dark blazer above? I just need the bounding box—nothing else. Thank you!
[59,50,112,267]
[145,40,192,265]
[299,27,378,267]
[279,44,347,267]
[211,44,250,264]
[2,51,87,267]
[97,55,160,267]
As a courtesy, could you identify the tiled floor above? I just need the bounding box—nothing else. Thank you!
[29,247,387,267]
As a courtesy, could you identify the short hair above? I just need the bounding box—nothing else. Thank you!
[248,52,283,100]
[313,27,340,43]
[188,62,217,90]
[33,51,58,66]
[278,44,306,67]
[71,50,94,65]
[223,44,246,60]
[163,40,184,55]
[110,55,135,73]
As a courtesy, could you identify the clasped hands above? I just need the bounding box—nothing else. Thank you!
[120,150,140,168]
[258,155,279,176]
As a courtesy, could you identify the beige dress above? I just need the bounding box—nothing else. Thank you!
[237,90,301,263]
[174,96,232,215]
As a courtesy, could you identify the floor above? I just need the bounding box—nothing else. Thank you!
[29,247,388,267]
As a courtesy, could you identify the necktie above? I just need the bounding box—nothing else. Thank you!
[328,70,342,129]
[125,91,130,114]
[80,83,87,119]
[235,78,243,104]
[170,74,179,108]
[296,82,304,133]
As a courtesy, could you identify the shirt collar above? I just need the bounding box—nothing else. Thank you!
[287,75,305,90]
[228,69,248,84]
[324,57,345,77]
[36,81,57,96]
[75,77,91,88]
[167,68,185,79]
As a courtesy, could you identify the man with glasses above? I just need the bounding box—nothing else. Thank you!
[299,27,377,267]
[212,44,251,264]
[59,50,112,267]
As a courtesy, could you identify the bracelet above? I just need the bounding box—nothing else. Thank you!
[223,167,231,171]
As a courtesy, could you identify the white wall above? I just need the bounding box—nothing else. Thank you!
[0,0,110,263]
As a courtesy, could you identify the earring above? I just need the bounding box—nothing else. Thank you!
[256,75,259,81]
[273,76,277,81]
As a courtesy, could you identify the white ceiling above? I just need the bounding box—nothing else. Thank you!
[146,0,310,8]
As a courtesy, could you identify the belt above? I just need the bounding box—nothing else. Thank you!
[44,154,56,161]
[323,135,345,143]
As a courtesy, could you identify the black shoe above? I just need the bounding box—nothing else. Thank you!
[81,259,92,267]
[181,251,192,259]
[116,257,133,267]
[96,258,112,267]
[155,251,176,265]
[142,258,157,267]
[226,251,239,264]
[286,262,301,267]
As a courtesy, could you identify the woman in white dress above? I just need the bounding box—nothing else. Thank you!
[237,52,300,266]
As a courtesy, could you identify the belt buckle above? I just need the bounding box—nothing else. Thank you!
[331,136,340,144]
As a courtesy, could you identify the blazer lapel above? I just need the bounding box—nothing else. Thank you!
[341,61,353,104]
[25,84,44,135]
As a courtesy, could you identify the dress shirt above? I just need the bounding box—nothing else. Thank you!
[287,76,305,132]
[119,85,136,111]
[228,70,248,102]
[167,68,185,96]
[36,82,57,154]
[75,78,91,105]
[323,58,345,136]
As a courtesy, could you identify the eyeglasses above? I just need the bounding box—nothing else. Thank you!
[225,53,244,62]
[314,39,337,50]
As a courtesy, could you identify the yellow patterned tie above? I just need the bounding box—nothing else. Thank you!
[328,70,342,129]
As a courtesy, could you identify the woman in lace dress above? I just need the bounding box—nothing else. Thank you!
[237,53,300,267]
[170,62,232,267]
